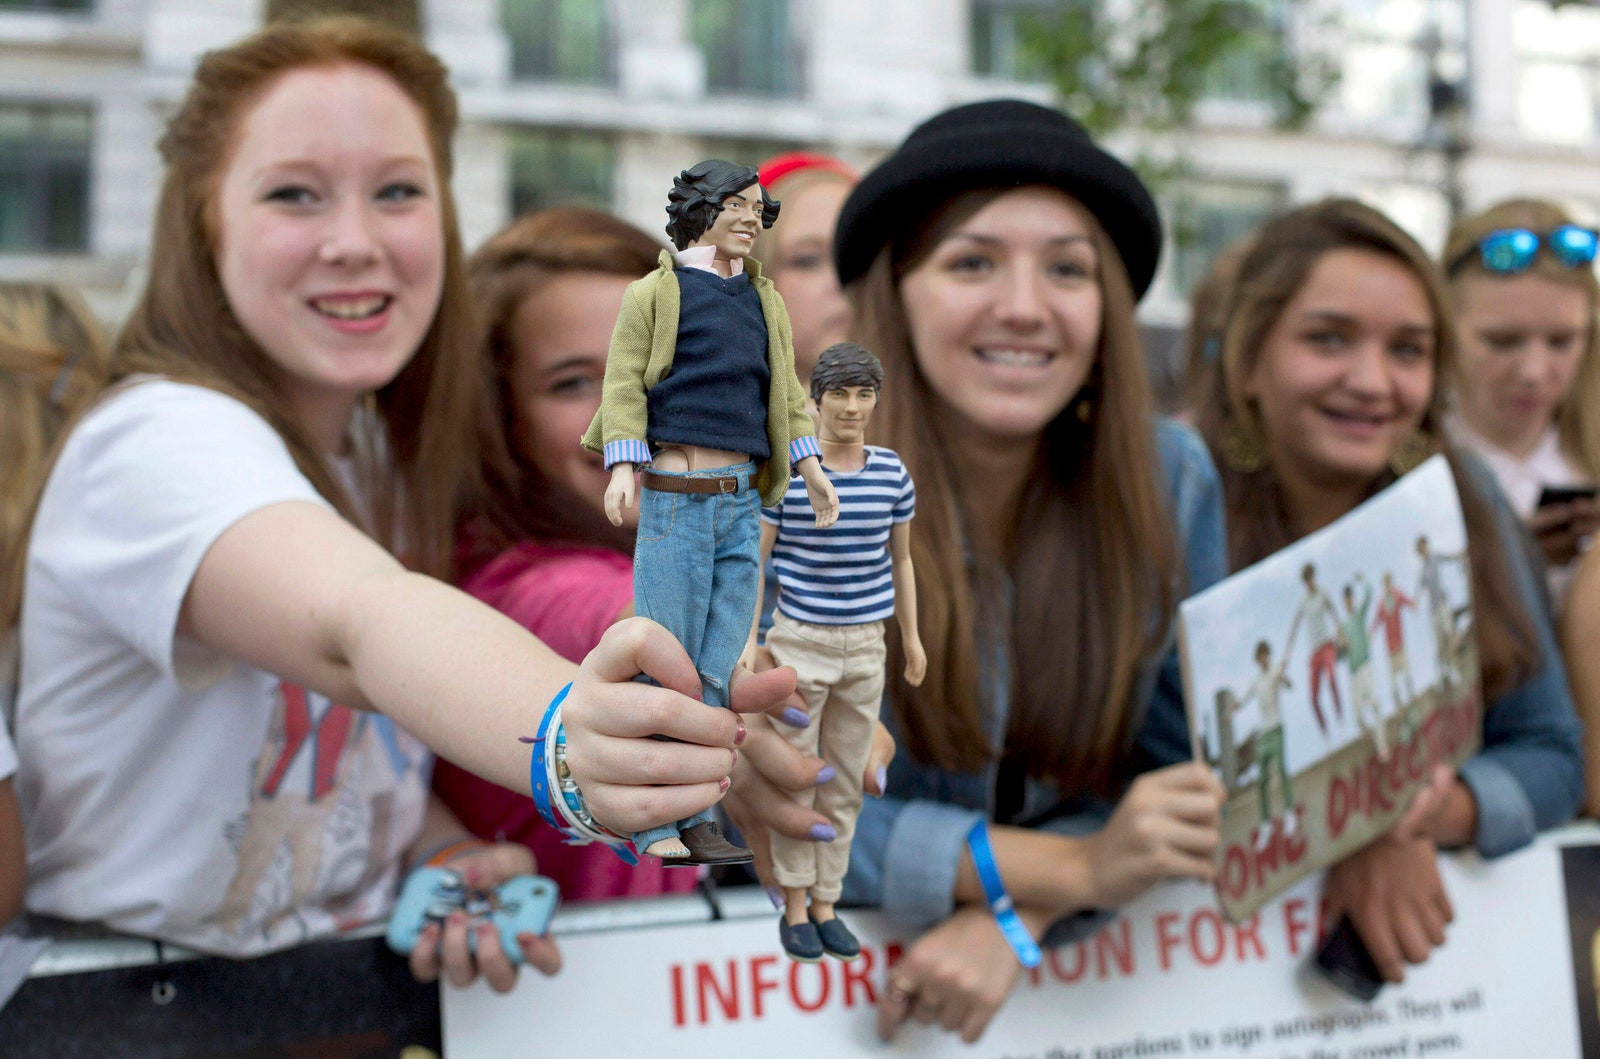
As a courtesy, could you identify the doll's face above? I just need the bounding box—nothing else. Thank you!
[695,183,766,262]
[815,384,878,445]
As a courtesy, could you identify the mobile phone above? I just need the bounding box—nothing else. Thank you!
[1311,915,1384,1002]
[1537,484,1598,508]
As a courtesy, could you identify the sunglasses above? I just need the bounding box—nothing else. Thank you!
[1452,225,1600,275]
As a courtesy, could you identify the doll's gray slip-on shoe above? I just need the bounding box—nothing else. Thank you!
[812,915,862,961]
[779,917,824,962]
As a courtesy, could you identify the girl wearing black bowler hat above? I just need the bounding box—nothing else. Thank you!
[830,99,1230,1043]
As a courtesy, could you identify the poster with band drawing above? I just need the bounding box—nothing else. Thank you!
[1178,455,1482,922]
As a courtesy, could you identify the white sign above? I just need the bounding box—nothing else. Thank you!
[446,832,1592,1058]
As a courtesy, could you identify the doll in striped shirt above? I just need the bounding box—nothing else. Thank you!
[743,343,927,963]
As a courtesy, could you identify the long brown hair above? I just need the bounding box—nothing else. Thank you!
[461,206,662,572]
[0,283,110,619]
[850,187,1180,798]
[1444,198,1600,480]
[111,17,478,578]
[1197,198,1538,701]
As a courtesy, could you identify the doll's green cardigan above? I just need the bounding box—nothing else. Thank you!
[581,250,817,507]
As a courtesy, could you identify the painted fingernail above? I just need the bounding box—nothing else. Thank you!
[766,887,785,910]
[809,823,837,842]
[718,776,732,793]
[814,765,837,786]
[447,912,467,927]
[729,748,740,770]
[464,866,482,888]
[780,706,810,728]
[875,766,888,795]
[734,718,747,745]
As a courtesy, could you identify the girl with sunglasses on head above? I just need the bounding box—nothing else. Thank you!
[1198,197,1582,986]
[1442,200,1600,610]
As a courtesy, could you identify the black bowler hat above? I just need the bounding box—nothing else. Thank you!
[833,99,1163,300]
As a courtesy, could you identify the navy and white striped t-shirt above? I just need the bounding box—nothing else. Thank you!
[763,446,915,625]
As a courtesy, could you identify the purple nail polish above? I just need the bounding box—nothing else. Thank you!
[814,765,837,786]
[875,766,888,795]
[780,706,810,728]
[766,887,785,910]
[810,823,837,842]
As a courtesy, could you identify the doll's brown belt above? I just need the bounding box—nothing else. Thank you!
[641,470,744,495]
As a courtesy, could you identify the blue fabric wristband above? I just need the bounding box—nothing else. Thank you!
[529,682,572,833]
[966,819,1042,969]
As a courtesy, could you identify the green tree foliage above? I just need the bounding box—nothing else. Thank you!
[1013,0,1338,136]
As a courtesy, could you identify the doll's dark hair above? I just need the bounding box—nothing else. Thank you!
[665,159,781,250]
[809,341,882,402]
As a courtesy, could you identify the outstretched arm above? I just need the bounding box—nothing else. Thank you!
[183,501,754,818]
[1283,611,1303,657]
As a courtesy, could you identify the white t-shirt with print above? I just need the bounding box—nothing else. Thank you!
[15,380,430,956]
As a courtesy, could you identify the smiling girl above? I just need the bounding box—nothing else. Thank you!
[2,20,787,999]
[829,99,1229,1045]
[1443,200,1600,608]
[1196,197,1582,985]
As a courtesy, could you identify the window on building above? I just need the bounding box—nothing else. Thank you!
[508,127,615,218]
[699,137,804,173]
[0,1,93,11]
[0,102,91,254]
[970,0,1067,81]
[1514,0,1600,144]
[691,0,799,98]
[1201,0,1288,105]
[1339,0,1466,130]
[1167,180,1286,296]
[503,0,614,84]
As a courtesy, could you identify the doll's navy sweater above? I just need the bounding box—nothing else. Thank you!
[646,268,772,460]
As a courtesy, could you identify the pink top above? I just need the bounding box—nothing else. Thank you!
[432,541,701,901]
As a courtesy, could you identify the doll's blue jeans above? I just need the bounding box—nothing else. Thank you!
[630,461,762,853]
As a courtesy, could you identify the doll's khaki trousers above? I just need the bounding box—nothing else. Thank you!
[765,612,887,902]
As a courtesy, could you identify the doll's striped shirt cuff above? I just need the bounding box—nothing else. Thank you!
[789,435,821,465]
[603,439,652,469]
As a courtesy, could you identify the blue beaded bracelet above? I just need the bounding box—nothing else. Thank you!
[967,819,1042,969]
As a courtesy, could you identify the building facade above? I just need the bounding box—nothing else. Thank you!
[2,0,1598,343]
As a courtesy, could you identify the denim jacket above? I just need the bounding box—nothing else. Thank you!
[841,419,1227,938]
[1452,455,1584,856]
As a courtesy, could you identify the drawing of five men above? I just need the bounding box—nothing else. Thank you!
[1228,537,1467,849]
